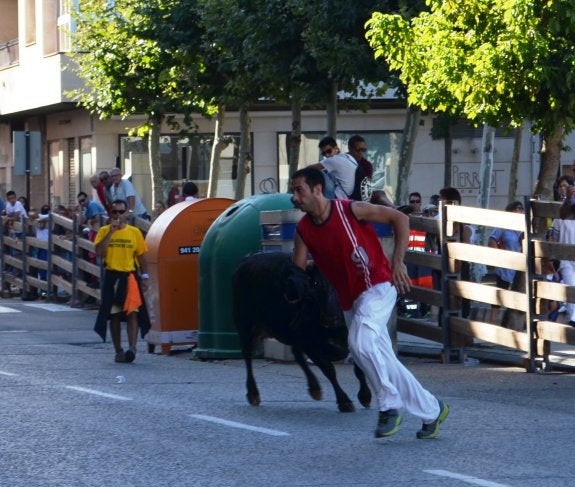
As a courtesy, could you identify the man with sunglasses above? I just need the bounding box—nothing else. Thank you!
[76,191,106,228]
[313,135,372,202]
[94,199,150,363]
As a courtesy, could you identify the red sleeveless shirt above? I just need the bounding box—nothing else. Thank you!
[297,199,393,310]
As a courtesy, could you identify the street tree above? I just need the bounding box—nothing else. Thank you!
[366,0,575,201]
[70,0,214,206]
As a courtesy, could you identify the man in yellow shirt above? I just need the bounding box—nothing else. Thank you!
[94,199,150,363]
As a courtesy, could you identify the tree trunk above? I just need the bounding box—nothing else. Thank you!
[234,107,251,200]
[476,124,495,210]
[508,126,522,203]
[326,78,338,139]
[287,93,302,191]
[533,125,564,199]
[207,103,226,198]
[148,117,164,209]
[395,106,420,205]
[532,125,564,233]
[444,125,453,188]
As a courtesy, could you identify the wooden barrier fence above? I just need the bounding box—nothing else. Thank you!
[0,213,150,306]
[2,201,573,372]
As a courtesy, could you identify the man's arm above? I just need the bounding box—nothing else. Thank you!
[351,202,411,295]
[292,232,309,270]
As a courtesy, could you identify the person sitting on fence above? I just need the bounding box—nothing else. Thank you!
[93,199,151,363]
[487,201,525,324]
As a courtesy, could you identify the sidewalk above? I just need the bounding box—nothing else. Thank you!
[398,331,575,372]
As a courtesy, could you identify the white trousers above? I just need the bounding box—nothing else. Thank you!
[559,260,575,322]
[344,282,439,422]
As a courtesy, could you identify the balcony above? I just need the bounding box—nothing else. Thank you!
[0,39,19,69]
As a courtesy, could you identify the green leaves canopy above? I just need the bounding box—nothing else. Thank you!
[366,0,575,135]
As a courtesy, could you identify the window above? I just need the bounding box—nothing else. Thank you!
[57,0,78,52]
[119,133,249,202]
[25,0,36,45]
[43,0,58,55]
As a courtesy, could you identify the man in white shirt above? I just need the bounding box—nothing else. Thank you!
[107,168,150,220]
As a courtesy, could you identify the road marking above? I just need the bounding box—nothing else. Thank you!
[65,386,132,401]
[0,330,27,333]
[425,470,512,487]
[0,306,21,313]
[0,371,18,376]
[191,414,290,437]
[23,303,77,312]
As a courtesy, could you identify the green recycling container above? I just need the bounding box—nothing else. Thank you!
[194,193,295,359]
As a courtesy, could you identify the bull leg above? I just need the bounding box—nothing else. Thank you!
[305,350,355,413]
[292,348,322,401]
[239,331,260,406]
[353,364,372,409]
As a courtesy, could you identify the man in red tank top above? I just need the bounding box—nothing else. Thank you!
[291,167,449,440]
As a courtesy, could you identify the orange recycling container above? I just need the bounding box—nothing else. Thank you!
[144,198,235,354]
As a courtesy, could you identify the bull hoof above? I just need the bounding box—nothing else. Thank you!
[358,392,372,409]
[309,389,322,401]
[337,402,355,413]
[247,394,261,406]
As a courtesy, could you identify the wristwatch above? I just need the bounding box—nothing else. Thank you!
[141,273,150,279]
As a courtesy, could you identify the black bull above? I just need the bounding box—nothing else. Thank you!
[232,252,371,412]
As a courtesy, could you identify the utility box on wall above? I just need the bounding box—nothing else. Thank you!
[145,198,235,354]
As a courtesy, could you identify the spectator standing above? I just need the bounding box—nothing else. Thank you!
[108,168,150,220]
[3,190,28,236]
[153,201,166,220]
[182,181,199,201]
[551,184,575,326]
[93,199,150,363]
[291,167,449,440]
[487,201,525,323]
[90,173,111,214]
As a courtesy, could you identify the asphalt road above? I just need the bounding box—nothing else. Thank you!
[0,299,574,487]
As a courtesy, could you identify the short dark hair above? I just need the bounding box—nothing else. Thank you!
[558,175,574,186]
[318,136,337,148]
[6,190,15,198]
[291,167,325,191]
[77,191,88,199]
[505,200,524,212]
[183,181,198,197]
[347,134,365,149]
[439,187,461,204]
[111,199,128,209]
[408,192,422,200]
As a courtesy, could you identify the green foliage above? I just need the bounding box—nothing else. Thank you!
[366,0,575,135]
[69,0,215,132]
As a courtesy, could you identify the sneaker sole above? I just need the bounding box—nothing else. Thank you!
[375,415,403,438]
[417,402,449,439]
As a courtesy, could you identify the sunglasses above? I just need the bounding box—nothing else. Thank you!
[321,147,335,157]
[110,209,126,215]
[78,198,86,204]
[409,199,421,204]
[354,147,367,153]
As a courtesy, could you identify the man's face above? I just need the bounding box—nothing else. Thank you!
[320,144,339,158]
[349,141,367,161]
[110,171,122,186]
[100,173,112,188]
[409,194,422,212]
[110,203,128,223]
[78,195,87,208]
[291,177,319,212]
[6,194,16,205]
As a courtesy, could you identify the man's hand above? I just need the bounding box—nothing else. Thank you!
[392,262,411,296]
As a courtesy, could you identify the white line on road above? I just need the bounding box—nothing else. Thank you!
[0,330,27,333]
[65,386,132,401]
[424,470,512,487]
[0,371,18,376]
[23,303,77,312]
[191,414,290,436]
[0,306,21,313]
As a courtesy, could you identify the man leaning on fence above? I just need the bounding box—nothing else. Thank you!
[93,199,150,363]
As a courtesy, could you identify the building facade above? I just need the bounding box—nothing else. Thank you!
[1,0,572,214]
